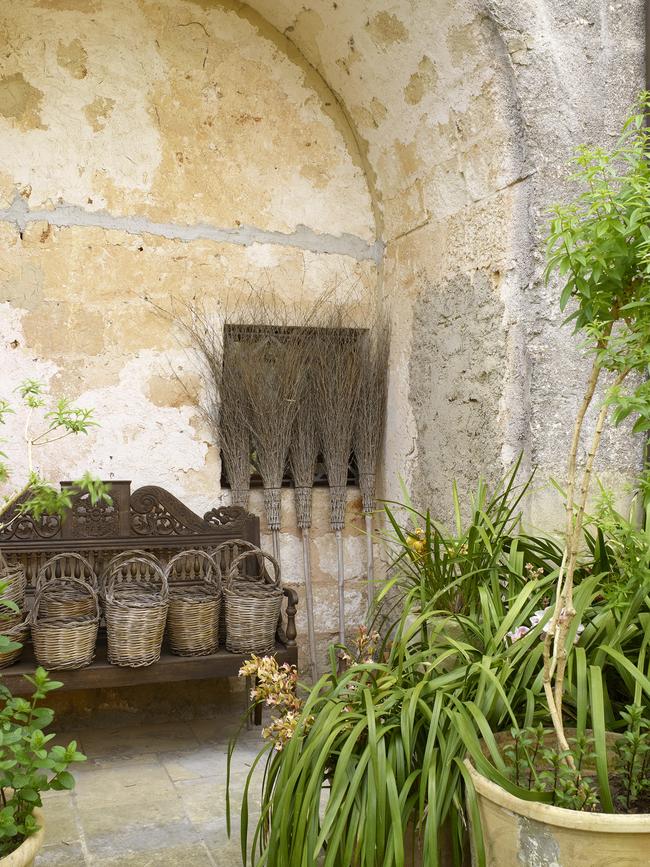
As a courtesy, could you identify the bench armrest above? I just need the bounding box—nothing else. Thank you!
[281,586,298,647]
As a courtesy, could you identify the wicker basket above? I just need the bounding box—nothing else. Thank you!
[166,550,221,657]
[104,557,168,667]
[0,551,26,609]
[223,549,283,654]
[0,619,29,669]
[36,553,98,620]
[31,576,99,670]
[212,539,266,645]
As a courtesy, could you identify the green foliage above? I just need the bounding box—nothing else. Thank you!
[229,465,649,865]
[501,726,599,810]
[0,380,110,526]
[18,472,111,522]
[378,458,558,616]
[229,564,617,866]
[614,704,650,812]
[0,667,86,857]
[585,482,650,610]
[545,92,650,432]
[0,578,20,659]
[459,704,650,819]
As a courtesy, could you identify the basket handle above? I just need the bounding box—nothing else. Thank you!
[164,549,221,590]
[104,557,168,603]
[31,575,99,625]
[36,552,97,590]
[99,550,162,593]
[212,539,265,586]
[227,549,281,591]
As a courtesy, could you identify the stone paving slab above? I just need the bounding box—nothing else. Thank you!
[36,711,264,866]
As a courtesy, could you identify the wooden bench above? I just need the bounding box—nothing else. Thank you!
[0,481,298,724]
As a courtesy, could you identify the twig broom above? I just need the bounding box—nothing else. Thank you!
[171,299,251,508]
[315,319,362,645]
[289,364,320,678]
[235,303,308,565]
[355,315,390,612]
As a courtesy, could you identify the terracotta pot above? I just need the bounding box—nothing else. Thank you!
[0,809,45,867]
[465,759,650,866]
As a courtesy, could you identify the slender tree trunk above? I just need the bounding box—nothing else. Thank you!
[544,362,629,755]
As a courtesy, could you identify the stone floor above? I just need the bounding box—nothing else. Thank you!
[37,709,265,866]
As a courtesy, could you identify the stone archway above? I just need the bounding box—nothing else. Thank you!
[244,0,646,522]
[0,0,645,665]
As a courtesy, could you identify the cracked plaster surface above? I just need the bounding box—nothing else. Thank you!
[0,0,647,668]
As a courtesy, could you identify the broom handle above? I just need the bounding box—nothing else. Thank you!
[302,528,318,680]
[271,528,281,570]
[365,513,374,616]
[335,529,345,645]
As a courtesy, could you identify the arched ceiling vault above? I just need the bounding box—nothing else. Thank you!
[241,0,523,248]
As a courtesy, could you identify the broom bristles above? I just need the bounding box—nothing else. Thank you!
[314,310,364,529]
[235,296,313,492]
[171,297,252,505]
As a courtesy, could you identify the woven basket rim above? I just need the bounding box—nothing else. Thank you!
[32,574,99,625]
[1,620,29,636]
[169,588,221,602]
[29,572,100,626]
[32,613,98,629]
[100,549,163,581]
[226,548,281,591]
[212,539,267,582]
[165,549,221,589]
[105,595,168,610]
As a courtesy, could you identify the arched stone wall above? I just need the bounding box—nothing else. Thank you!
[246,0,646,525]
[0,0,378,664]
[0,0,646,669]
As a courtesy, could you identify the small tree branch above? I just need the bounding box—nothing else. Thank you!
[0,481,31,525]
[546,366,630,754]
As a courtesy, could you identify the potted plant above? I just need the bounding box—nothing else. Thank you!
[0,650,87,866]
[225,456,613,867]
[0,380,108,863]
[459,96,650,865]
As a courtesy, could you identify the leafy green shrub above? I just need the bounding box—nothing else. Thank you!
[0,666,86,856]
[0,379,109,528]
[228,450,649,865]
[541,92,650,751]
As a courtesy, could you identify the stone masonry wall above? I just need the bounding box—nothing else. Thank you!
[249,0,646,529]
[0,0,378,673]
[0,0,647,678]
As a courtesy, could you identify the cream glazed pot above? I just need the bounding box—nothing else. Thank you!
[465,760,650,867]
[0,809,45,867]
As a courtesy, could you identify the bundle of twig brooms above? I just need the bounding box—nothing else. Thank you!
[233,298,310,565]
[175,291,390,671]
[175,300,252,508]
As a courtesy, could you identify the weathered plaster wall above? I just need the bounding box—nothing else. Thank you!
[0,0,377,671]
[1,0,646,676]
[247,0,646,528]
